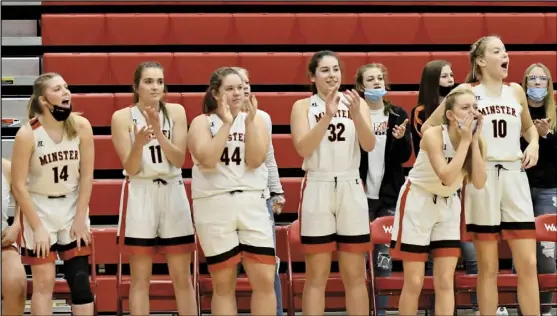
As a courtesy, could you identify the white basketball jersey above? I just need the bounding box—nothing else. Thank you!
[302,94,361,172]
[28,118,81,196]
[2,167,9,232]
[126,106,181,179]
[408,125,462,197]
[472,83,523,161]
[191,112,267,199]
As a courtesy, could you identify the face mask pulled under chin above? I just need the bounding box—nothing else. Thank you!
[47,102,72,122]
[364,88,387,102]
[439,85,454,98]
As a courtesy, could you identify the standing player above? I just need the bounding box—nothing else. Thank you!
[188,67,276,316]
[290,50,376,315]
[111,62,197,316]
[422,36,541,316]
[234,66,286,316]
[1,158,27,315]
[11,73,95,315]
[391,89,486,315]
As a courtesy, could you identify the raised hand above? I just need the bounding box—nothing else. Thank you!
[216,94,234,124]
[325,89,340,117]
[245,94,258,122]
[133,124,154,147]
[458,113,475,142]
[393,118,409,139]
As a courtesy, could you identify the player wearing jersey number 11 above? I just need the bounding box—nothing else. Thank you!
[111,62,196,316]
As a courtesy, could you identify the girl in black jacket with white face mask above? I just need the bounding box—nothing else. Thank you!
[356,63,412,316]
[519,63,557,316]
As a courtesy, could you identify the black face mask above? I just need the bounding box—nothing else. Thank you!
[48,103,72,122]
[439,85,454,98]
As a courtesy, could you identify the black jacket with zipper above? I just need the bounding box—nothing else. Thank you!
[359,105,413,211]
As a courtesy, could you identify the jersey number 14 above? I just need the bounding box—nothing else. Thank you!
[52,165,69,183]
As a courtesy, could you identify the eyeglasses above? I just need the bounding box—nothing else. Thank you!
[528,75,549,81]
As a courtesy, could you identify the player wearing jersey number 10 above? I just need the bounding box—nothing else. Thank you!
[422,36,541,316]
[290,50,376,316]
[188,67,276,316]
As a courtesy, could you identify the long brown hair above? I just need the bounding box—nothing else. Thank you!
[307,50,340,94]
[465,36,500,83]
[355,63,395,116]
[418,60,451,119]
[27,73,79,139]
[521,63,556,132]
[132,61,170,128]
[443,89,485,176]
[202,67,242,114]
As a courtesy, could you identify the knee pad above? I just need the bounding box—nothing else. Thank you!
[64,256,94,305]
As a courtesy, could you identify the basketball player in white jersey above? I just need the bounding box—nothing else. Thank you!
[391,89,487,315]
[422,36,541,316]
[11,73,95,315]
[290,50,375,315]
[1,158,27,315]
[188,67,276,316]
[234,66,285,316]
[110,62,196,316]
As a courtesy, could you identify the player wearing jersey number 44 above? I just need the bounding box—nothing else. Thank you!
[188,67,276,316]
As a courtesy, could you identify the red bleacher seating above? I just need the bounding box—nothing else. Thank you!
[43,52,557,85]
[42,13,557,46]
[72,91,420,127]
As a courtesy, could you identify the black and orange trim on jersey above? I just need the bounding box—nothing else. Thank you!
[117,177,196,256]
[390,181,461,262]
[30,117,41,130]
[298,175,371,254]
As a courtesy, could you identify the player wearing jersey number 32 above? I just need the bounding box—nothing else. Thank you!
[290,50,375,316]
[188,67,276,316]
[11,73,95,316]
[422,36,541,316]
[110,62,197,316]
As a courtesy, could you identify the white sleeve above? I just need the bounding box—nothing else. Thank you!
[258,110,283,194]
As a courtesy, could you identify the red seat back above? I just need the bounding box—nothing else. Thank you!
[370,216,394,245]
[536,214,557,242]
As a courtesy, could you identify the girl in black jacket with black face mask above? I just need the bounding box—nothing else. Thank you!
[410,60,455,156]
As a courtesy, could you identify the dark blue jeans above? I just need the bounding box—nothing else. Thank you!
[266,199,283,316]
[512,187,557,315]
